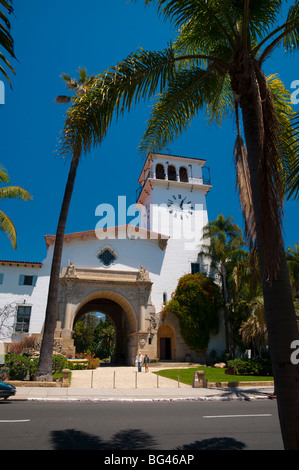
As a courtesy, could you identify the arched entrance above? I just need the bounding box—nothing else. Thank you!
[74,296,132,364]
[57,265,158,365]
[158,324,175,360]
[73,291,138,365]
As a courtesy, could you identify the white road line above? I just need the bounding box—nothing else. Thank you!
[203,414,272,418]
[0,419,30,423]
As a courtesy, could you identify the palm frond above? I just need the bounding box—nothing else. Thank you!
[58,46,179,158]
[138,67,234,155]
[0,209,16,249]
[139,67,213,155]
[234,132,256,248]
[0,185,32,201]
[284,111,299,199]
[0,0,15,84]
[205,73,234,125]
[144,0,238,48]
[54,95,72,104]
[267,75,299,200]
[0,164,9,183]
[283,0,299,52]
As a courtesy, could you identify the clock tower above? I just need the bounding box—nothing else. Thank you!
[136,152,212,253]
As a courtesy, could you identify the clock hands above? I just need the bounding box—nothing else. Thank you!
[179,196,186,208]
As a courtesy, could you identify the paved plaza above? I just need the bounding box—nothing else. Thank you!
[10,365,275,402]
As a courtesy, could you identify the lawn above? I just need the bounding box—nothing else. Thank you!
[153,367,273,385]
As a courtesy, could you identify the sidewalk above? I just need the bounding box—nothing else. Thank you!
[10,366,275,402]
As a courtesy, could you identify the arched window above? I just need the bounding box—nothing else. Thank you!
[168,165,177,181]
[179,166,188,182]
[156,163,165,180]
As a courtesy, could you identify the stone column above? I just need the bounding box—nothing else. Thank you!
[139,304,146,331]
[64,302,73,331]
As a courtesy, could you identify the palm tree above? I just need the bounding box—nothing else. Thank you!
[97,321,116,361]
[0,164,32,248]
[0,0,16,85]
[239,297,268,357]
[200,214,248,355]
[46,1,299,448]
[34,69,96,381]
[54,67,95,105]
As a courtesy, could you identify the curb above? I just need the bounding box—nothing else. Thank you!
[10,395,274,402]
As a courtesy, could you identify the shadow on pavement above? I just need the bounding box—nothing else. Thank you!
[51,428,157,450]
[177,437,246,450]
[51,428,246,450]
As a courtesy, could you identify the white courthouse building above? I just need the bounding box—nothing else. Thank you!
[0,153,225,365]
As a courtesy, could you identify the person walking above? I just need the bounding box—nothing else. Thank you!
[144,354,150,372]
[136,352,144,372]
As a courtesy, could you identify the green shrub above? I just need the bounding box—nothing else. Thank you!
[227,358,272,376]
[5,353,68,380]
[29,358,39,379]
[5,354,31,380]
[68,362,86,370]
[162,273,222,350]
[0,365,10,380]
[52,355,68,374]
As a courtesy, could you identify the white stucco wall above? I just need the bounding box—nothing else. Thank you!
[0,153,226,356]
[0,263,50,341]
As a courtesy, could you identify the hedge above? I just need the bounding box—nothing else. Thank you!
[227,357,272,376]
[4,353,68,380]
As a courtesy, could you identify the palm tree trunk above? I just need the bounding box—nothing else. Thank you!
[240,93,299,450]
[35,150,80,380]
[221,266,234,357]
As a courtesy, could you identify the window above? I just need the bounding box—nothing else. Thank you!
[15,305,32,333]
[163,292,168,303]
[156,164,165,180]
[191,263,200,274]
[168,165,177,181]
[97,246,117,267]
[179,167,188,182]
[0,273,3,285]
[19,275,37,286]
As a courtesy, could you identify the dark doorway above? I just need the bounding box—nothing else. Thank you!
[160,337,172,360]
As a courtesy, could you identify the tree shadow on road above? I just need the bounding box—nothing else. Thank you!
[51,428,157,450]
[177,437,246,450]
[216,387,272,400]
[51,428,246,450]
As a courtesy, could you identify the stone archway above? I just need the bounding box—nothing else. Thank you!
[56,265,158,365]
[73,291,138,364]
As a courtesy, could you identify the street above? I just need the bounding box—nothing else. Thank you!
[0,399,283,451]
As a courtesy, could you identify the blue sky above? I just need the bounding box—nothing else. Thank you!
[1,0,298,263]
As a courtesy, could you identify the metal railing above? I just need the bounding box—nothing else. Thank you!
[136,170,211,201]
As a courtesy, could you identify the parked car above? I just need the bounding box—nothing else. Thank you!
[0,382,16,400]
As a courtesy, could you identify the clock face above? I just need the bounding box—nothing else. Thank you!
[167,194,194,219]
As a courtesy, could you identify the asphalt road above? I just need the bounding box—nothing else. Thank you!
[0,399,283,451]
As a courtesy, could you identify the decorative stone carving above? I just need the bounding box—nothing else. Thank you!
[65,262,76,278]
[137,266,148,281]
[58,264,156,364]
[138,335,147,349]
